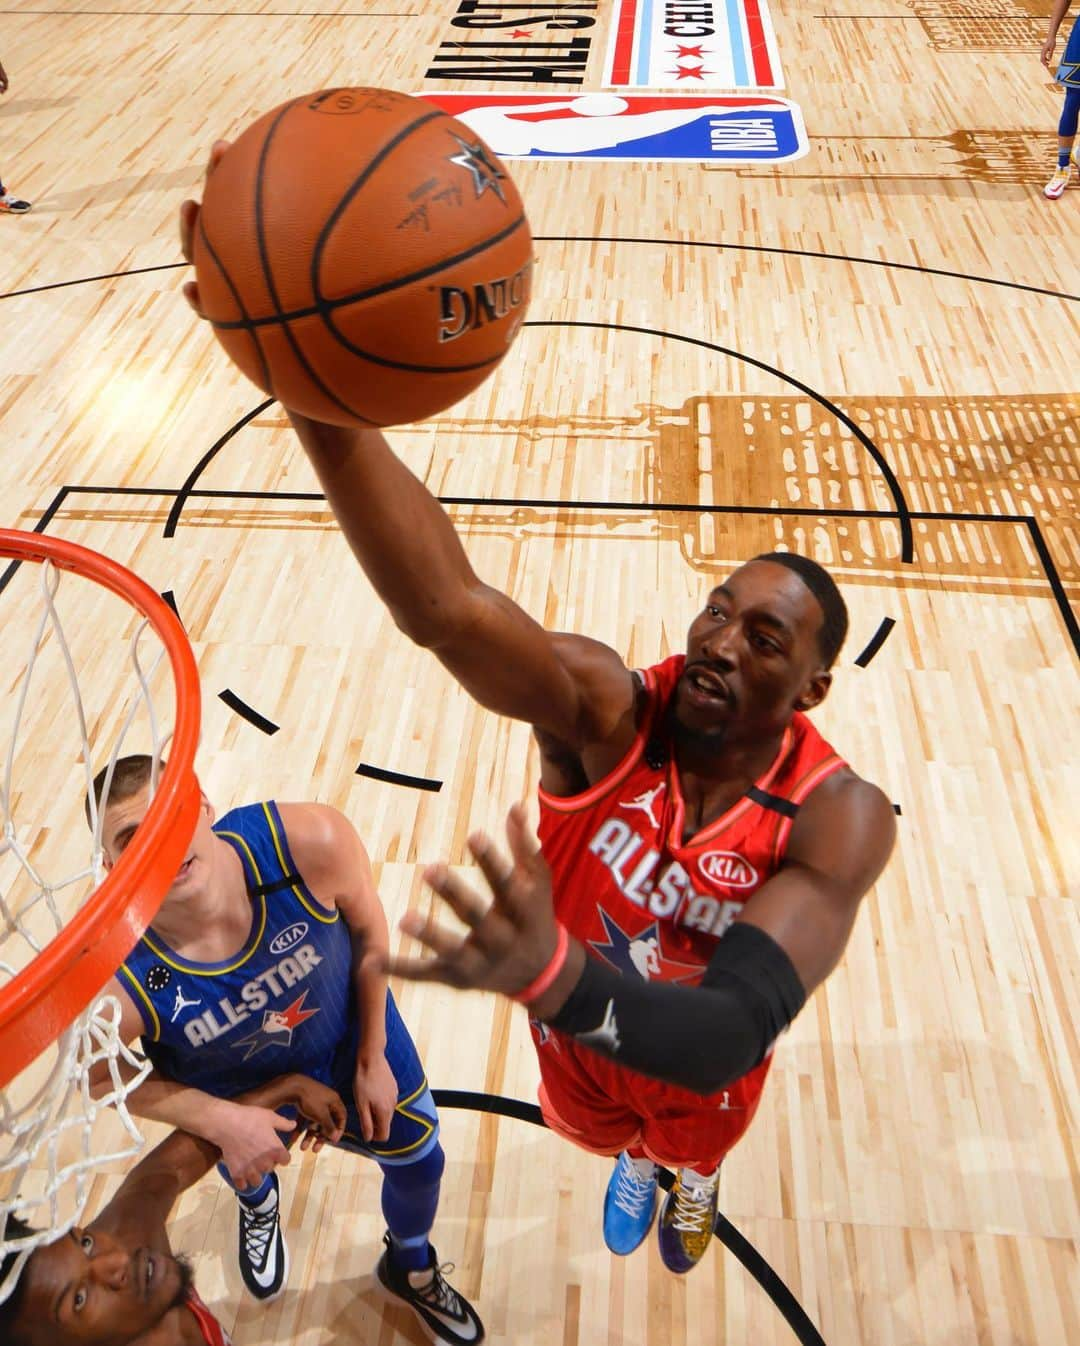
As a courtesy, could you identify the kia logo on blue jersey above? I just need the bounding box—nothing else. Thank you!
[269,922,309,956]
[420,93,808,165]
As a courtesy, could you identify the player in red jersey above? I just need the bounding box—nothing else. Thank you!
[178,159,897,1273]
[0,1073,345,1345]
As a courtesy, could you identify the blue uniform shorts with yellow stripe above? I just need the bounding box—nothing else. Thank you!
[1058,15,1080,87]
[328,992,440,1166]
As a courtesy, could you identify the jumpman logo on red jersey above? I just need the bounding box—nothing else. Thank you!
[619,781,666,828]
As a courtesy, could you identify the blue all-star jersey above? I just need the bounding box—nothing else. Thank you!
[119,801,357,1097]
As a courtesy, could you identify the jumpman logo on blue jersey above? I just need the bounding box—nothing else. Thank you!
[233,990,321,1061]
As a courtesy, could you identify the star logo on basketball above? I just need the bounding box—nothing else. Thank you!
[447,133,508,202]
[697,851,758,889]
[233,990,321,1061]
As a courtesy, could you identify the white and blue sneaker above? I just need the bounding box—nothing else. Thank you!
[602,1151,658,1255]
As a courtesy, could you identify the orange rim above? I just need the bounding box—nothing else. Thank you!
[0,529,201,1089]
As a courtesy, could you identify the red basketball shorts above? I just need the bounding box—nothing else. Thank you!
[530,1022,771,1170]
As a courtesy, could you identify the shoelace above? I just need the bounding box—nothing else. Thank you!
[669,1181,717,1235]
[415,1262,463,1315]
[612,1160,655,1218]
[241,1206,278,1266]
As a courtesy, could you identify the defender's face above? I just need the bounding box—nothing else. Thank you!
[101,784,215,898]
[675,560,832,742]
[16,1225,190,1346]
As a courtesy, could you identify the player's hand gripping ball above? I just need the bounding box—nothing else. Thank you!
[191,87,533,428]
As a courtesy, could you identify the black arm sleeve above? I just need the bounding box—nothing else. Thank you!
[546,922,807,1095]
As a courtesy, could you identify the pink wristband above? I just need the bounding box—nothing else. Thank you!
[512,924,570,1005]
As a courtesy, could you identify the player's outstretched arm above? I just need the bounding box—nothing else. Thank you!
[92,1075,345,1250]
[179,151,633,747]
[376,790,895,1095]
[87,976,299,1189]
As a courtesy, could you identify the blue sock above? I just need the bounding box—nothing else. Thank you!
[1059,148,1072,169]
[217,1162,275,1208]
[380,1142,445,1272]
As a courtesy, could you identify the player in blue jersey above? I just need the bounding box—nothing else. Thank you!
[1042,0,1080,197]
[87,755,483,1346]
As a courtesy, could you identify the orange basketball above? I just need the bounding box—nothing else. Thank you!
[192,88,533,428]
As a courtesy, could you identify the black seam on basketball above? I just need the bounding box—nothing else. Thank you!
[310,105,447,311]
[305,343,509,376]
[254,99,378,426]
[212,212,529,332]
[197,214,274,396]
[322,210,529,310]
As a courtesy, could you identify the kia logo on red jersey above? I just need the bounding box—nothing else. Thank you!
[697,851,758,889]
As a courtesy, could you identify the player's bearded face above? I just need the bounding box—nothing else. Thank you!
[675,561,829,745]
[19,1229,194,1346]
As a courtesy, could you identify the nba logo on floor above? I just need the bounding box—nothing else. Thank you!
[420,94,807,164]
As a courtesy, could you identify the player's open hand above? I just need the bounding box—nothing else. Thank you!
[1041,35,1056,67]
[374,804,564,1000]
[179,140,231,319]
[218,1101,296,1189]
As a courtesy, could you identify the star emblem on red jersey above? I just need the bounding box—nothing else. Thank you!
[589,909,702,985]
[233,990,321,1061]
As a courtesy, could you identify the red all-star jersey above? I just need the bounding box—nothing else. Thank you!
[538,653,847,991]
[186,1287,232,1346]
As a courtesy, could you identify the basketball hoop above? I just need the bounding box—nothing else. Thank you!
[0,529,201,1304]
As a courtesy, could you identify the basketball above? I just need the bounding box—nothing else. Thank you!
[192,87,533,428]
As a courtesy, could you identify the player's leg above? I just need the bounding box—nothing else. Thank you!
[532,1033,656,1256]
[1045,86,1080,198]
[645,1065,769,1274]
[0,172,32,213]
[215,1156,289,1301]
[334,995,484,1345]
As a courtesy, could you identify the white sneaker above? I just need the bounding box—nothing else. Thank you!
[1044,164,1073,200]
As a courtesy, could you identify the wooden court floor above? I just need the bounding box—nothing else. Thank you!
[1,2,1077,1344]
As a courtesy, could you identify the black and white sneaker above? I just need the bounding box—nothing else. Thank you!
[376,1232,485,1344]
[236,1173,289,1301]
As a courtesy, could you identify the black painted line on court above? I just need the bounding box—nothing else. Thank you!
[355,761,442,792]
[0,485,71,596]
[854,616,896,667]
[531,236,1080,305]
[1023,517,1080,657]
[159,589,181,621]
[156,314,918,565]
[5,237,1075,304]
[163,398,274,538]
[432,1088,827,1346]
[0,262,184,300]
[9,484,1076,662]
[893,804,902,815]
[528,319,916,563]
[218,689,280,736]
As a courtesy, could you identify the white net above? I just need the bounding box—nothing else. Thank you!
[0,553,189,1306]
